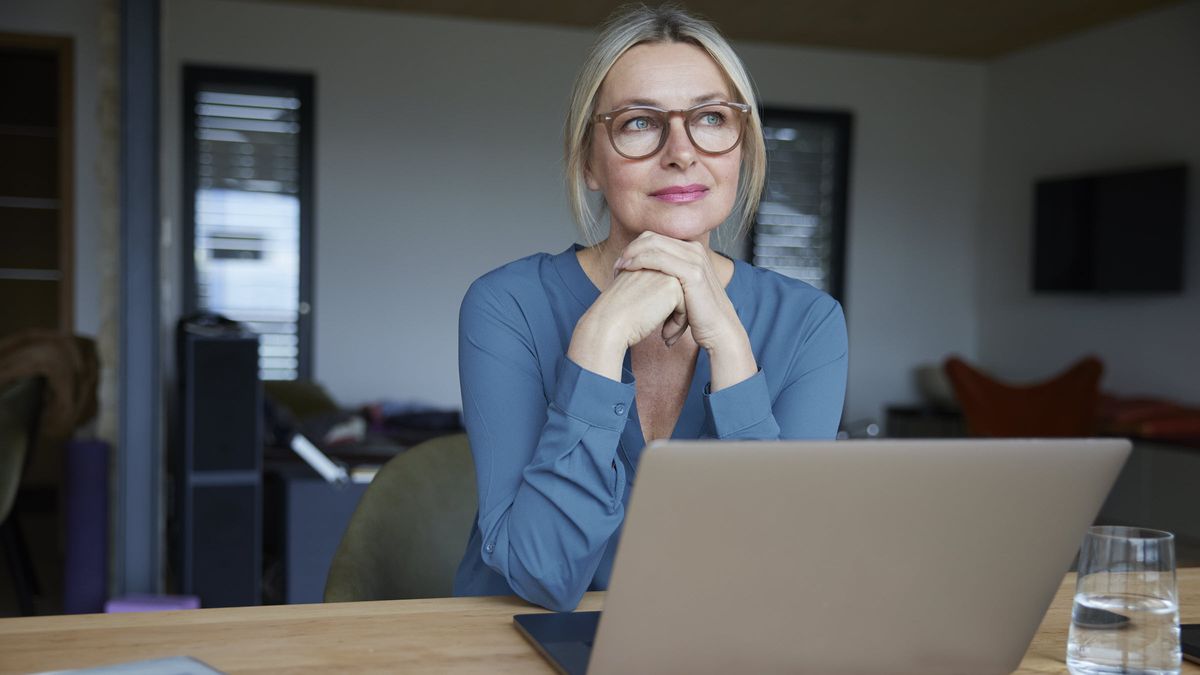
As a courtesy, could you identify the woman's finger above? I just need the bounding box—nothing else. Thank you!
[665,316,689,347]
[618,232,704,268]
[618,248,700,285]
[661,309,688,343]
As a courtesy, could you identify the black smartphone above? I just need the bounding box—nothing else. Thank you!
[1183,623,1200,665]
[1072,605,1130,629]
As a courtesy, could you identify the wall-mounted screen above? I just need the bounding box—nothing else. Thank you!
[1033,164,1187,293]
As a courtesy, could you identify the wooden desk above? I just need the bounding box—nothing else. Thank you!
[2,569,1197,674]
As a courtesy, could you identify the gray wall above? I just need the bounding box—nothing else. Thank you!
[977,0,1200,403]
[161,0,987,423]
[20,0,1191,427]
[161,0,582,412]
[738,41,985,423]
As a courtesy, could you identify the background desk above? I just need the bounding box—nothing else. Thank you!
[263,466,370,605]
[1,569,1197,673]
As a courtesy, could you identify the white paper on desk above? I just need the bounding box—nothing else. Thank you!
[36,655,225,675]
[291,433,350,485]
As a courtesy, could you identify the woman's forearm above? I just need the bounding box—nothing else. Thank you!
[707,328,758,392]
[567,309,629,381]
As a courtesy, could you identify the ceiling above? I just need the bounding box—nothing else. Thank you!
[238,0,1184,59]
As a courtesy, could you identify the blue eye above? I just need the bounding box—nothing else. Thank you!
[699,112,725,126]
[621,116,658,132]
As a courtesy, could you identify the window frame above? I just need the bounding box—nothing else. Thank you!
[181,64,316,379]
[754,106,852,306]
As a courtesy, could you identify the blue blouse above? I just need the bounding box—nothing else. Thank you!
[452,245,848,611]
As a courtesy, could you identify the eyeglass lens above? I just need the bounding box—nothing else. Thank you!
[609,105,741,157]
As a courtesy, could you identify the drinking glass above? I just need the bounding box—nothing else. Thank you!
[1067,526,1181,674]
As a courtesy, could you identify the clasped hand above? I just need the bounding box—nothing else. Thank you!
[570,231,756,388]
[605,231,741,352]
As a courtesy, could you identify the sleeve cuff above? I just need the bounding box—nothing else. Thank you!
[553,356,636,432]
[704,369,773,438]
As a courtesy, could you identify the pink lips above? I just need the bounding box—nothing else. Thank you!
[650,184,709,203]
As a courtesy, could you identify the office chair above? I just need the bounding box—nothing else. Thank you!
[0,376,46,616]
[324,432,477,602]
[943,355,1103,437]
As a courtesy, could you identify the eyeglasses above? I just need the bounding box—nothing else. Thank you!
[592,101,751,160]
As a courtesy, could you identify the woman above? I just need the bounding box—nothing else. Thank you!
[452,5,848,612]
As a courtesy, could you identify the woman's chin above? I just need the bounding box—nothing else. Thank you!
[624,217,720,243]
[660,222,721,242]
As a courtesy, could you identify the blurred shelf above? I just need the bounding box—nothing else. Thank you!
[0,196,60,210]
[0,124,56,138]
[0,268,61,281]
[885,405,966,438]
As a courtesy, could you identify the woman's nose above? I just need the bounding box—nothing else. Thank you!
[659,116,696,168]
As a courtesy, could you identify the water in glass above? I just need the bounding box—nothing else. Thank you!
[1067,525,1181,674]
[1068,591,1180,674]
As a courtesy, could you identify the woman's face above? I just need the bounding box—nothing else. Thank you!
[586,41,743,243]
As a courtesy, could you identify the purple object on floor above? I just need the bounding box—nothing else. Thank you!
[63,439,109,614]
[105,594,201,613]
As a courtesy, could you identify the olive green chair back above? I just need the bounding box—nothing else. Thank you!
[0,377,44,523]
[324,432,477,602]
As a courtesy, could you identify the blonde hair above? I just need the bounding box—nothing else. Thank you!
[564,4,766,246]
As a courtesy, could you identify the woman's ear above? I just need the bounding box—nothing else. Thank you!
[583,134,602,191]
[584,163,601,192]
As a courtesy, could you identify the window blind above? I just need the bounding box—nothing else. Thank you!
[753,113,849,301]
[190,83,305,380]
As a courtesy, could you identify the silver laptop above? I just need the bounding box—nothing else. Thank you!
[515,438,1130,675]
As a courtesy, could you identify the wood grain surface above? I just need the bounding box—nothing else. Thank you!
[1,569,1196,674]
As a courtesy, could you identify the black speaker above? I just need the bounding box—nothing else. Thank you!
[172,319,262,607]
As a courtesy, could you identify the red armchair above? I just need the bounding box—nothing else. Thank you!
[942,356,1104,437]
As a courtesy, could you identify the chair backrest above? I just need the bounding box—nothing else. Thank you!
[0,377,45,522]
[943,356,1103,437]
[324,432,476,602]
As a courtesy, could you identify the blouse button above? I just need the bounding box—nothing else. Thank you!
[485,543,495,553]
[613,403,626,415]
